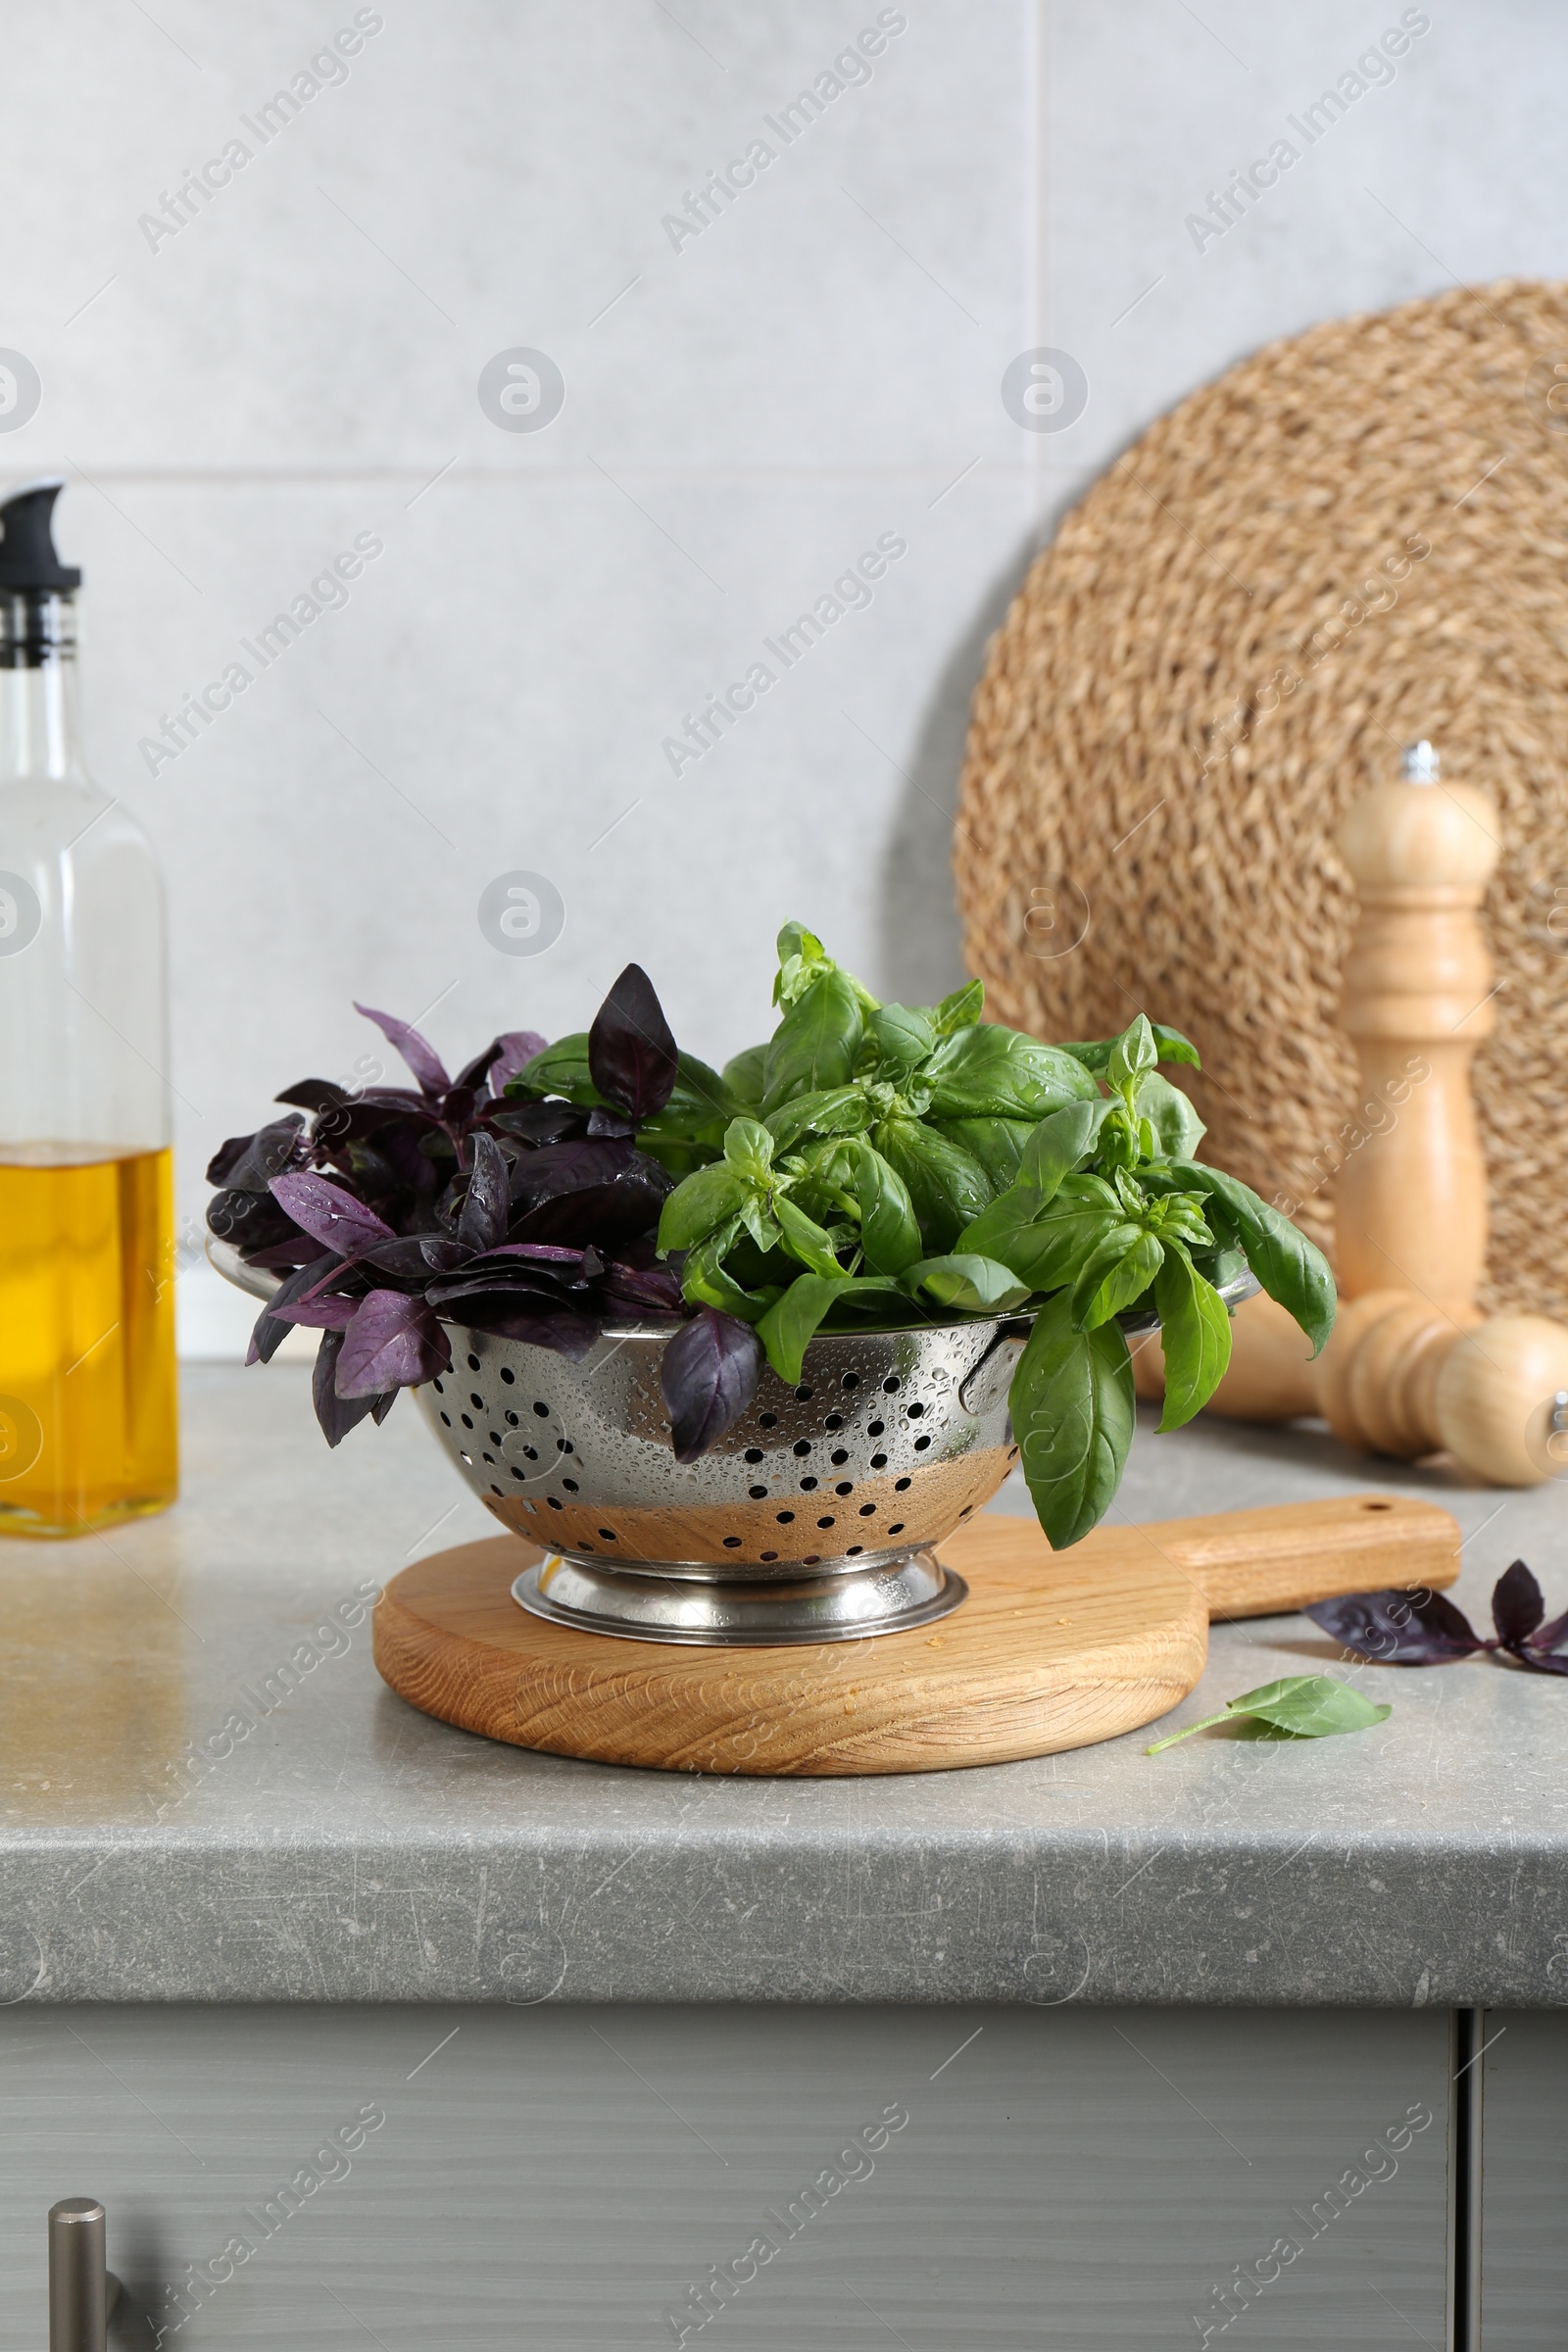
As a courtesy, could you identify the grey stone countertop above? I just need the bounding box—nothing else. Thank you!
[4,1366,1567,2009]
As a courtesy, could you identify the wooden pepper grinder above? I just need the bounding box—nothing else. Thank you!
[1139,742,1568,1486]
[1335,737,1495,1309]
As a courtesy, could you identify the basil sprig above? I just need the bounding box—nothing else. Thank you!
[648,925,1335,1546]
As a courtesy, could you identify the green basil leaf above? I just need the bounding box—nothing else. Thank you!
[864,1004,938,1075]
[723,1117,775,1180]
[1106,1014,1157,1100]
[903,1253,1033,1314]
[933,1116,1038,1194]
[923,1023,1100,1121]
[764,1085,874,1154]
[1069,1227,1162,1331]
[1169,1163,1336,1353]
[1135,1070,1206,1162]
[1016,1100,1103,1200]
[756,1272,899,1385]
[1060,1023,1201,1074]
[1008,1291,1136,1549]
[874,1116,993,1252]
[772,1191,847,1279]
[643,1053,752,1143]
[930,976,986,1035]
[657,1164,752,1254]
[1147,1673,1391,1752]
[762,969,865,1110]
[963,1200,1122,1296]
[507,1032,598,1102]
[681,1231,781,1323]
[720,1043,769,1106]
[1152,1240,1233,1428]
[853,1140,923,1276]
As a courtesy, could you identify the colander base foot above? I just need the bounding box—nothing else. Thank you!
[512,1547,967,1644]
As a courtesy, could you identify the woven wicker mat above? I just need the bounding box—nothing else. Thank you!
[955,279,1568,1319]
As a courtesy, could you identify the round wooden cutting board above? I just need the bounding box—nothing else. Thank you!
[371,1495,1457,1777]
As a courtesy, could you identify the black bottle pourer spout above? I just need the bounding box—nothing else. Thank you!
[0,479,81,592]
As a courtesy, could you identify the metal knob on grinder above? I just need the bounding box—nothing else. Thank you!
[48,2199,119,2352]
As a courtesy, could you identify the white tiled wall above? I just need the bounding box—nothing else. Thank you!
[0,0,1557,1352]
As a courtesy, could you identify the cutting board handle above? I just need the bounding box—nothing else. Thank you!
[1144,1492,1460,1620]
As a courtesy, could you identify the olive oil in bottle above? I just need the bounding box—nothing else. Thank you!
[0,481,177,1535]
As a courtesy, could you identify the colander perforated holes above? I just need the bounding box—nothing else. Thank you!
[749,1485,767,1499]
[460,1413,473,1430]
[563,1478,579,1493]
[598,1528,619,1542]
[776,1510,795,1523]
[500,1367,514,1385]
[744,1447,763,1463]
[466,1353,480,1372]
[868,1420,885,1436]
[533,1400,550,1417]
[760,1411,777,1428]
[895,1477,911,1491]
[439,1411,452,1427]
[723,1536,742,1548]
[825,1413,844,1431]
[906,1401,925,1418]
[816,1516,834,1529]
[469,1392,484,1409]
[546,1496,563,1510]
[888,1522,905,1535]
[830,1448,849,1465]
[847,1544,863,1556]
[800,1477,818,1492]
[795,1385,813,1400]
[883,1376,900,1394]
[914,1436,932,1451]
[505,1410,519,1426]
[841,1372,859,1389]
[858,1503,875,1516]
[760,1548,778,1561]
[432,1377,444,1394]
[835,1482,853,1495]
[793,1440,811,1456]
[870,1452,888,1469]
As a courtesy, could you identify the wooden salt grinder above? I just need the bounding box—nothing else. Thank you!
[1334,737,1498,1309]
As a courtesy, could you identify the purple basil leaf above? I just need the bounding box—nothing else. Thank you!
[270,1170,396,1258]
[587,963,678,1122]
[485,1101,588,1149]
[245,1252,337,1364]
[458,1131,510,1252]
[586,1105,636,1139]
[438,1085,477,1129]
[370,1389,399,1426]
[423,1275,581,1313]
[207,1186,305,1251]
[1511,1645,1568,1678]
[1493,1559,1545,1646]
[1529,1606,1568,1656]
[313,1328,380,1446]
[488,1030,549,1094]
[661,1306,761,1463]
[205,1115,306,1191]
[453,1038,505,1094]
[1302,1587,1485,1663]
[274,1078,348,1113]
[358,1234,471,1280]
[241,1234,327,1270]
[465,1242,586,1271]
[270,1293,360,1330]
[353,1002,452,1098]
[602,1256,685,1313]
[335,1290,453,1397]
[509,1132,637,1207]
[511,1174,667,1250]
[446,1299,600,1358]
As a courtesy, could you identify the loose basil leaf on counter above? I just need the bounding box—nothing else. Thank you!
[874,1116,992,1253]
[1166,1163,1336,1352]
[1008,1290,1136,1550]
[902,1254,1032,1315]
[1304,1586,1485,1664]
[1152,1240,1234,1429]
[761,967,865,1109]
[588,961,679,1123]
[1146,1675,1392,1753]
[661,1306,762,1461]
[853,1139,923,1276]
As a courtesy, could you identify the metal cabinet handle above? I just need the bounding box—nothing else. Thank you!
[48,2201,120,2352]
